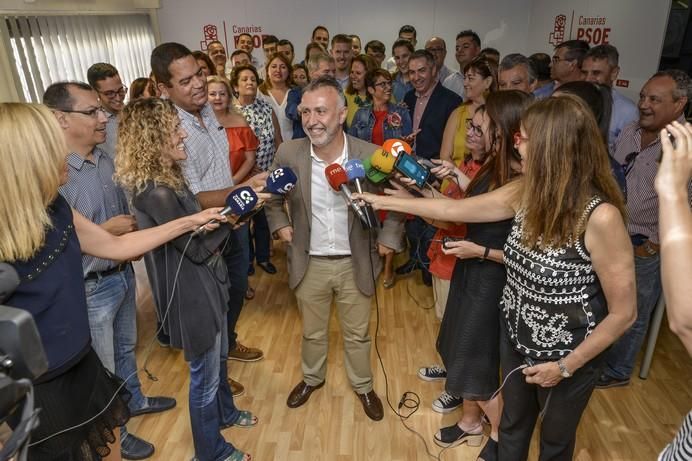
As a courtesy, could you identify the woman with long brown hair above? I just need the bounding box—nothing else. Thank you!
[344,54,378,128]
[429,91,531,459]
[357,95,636,460]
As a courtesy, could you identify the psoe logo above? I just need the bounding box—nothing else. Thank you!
[549,14,567,46]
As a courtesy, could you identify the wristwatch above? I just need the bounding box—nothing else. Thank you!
[557,358,572,378]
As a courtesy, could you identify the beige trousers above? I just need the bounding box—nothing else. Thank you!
[294,256,373,393]
[432,276,451,321]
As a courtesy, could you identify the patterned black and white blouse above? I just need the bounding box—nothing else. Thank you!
[501,196,608,360]
[236,98,276,172]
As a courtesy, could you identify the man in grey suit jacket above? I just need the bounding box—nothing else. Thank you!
[265,77,402,421]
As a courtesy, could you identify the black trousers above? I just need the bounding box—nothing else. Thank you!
[498,327,604,461]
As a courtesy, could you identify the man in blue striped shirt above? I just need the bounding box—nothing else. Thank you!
[45,81,176,460]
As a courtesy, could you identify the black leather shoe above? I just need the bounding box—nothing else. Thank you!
[129,396,177,417]
[121,433,155,460]
[395,259,418,275]
[287,380,324,408]
[356,390,384,421]
[257,261,277,274]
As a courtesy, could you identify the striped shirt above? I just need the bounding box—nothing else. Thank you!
[59,147,129,276]
[97,110,118,159]
[613,116,692,244]
[659,410,692,461]
[176,102,233,195]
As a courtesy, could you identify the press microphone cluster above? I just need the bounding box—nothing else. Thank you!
[192,167,298,236]
[324,163,377,229]
[363,138,444,190]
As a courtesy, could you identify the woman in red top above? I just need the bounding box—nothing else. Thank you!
[207,76,259,185]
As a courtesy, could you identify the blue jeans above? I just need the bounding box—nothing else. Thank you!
[84,265,146,443]
[249,208,271,264]
[188,325,240,461]
[603,254,661,380]
[223,227,249,351]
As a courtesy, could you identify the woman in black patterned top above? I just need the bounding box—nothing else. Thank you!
[358,95,636,461]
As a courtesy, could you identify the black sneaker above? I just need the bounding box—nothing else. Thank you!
[418,365,447,381]
[596,373,630,389]
[432,391,463,413]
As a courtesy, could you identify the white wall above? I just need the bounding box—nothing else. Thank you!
[157,0,532,70]
[527,0,671,101]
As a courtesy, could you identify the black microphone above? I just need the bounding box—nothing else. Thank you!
[191,186,259,236]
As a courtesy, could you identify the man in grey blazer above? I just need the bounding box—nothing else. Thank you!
[265,77,402,421]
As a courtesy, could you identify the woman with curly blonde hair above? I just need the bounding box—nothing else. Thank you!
[1,102,224,461]
[115,98,255,461]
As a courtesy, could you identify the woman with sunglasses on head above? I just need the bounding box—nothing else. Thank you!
[0,102,225,461]
[440,57,497,166]
[357,95,636,461]
[114,98,255,461]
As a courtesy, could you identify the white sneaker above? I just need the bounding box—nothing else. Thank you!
[432,391,463,413]
[418,365,447,381]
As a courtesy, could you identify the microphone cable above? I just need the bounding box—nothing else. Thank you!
[366,226,442,461]
[29,232,196,447]
[366,217,532,460]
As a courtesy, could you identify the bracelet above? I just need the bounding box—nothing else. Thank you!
[481,246,490,260]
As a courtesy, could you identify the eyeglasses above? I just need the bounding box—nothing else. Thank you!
[373,81,393,89]
[465,118,484,137]
[513,132,529,146]
[52,106,109,118]
[426,47,445,53]
[98,86,128,99]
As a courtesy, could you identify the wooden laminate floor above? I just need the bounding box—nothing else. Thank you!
[128,243,691,461]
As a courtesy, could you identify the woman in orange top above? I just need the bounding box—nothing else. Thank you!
[207,76,258,184]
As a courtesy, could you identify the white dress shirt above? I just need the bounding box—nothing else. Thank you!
[309,133,351,255]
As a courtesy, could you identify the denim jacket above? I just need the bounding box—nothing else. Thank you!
[348,103,413,143]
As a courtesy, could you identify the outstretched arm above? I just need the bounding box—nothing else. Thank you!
[74,207,225,260]
[355,180,521,224]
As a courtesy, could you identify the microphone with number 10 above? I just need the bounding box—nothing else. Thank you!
[324,164,373,229]
[265,167,298,194]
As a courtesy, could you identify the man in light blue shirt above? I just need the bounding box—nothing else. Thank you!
[582,44,638,151]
